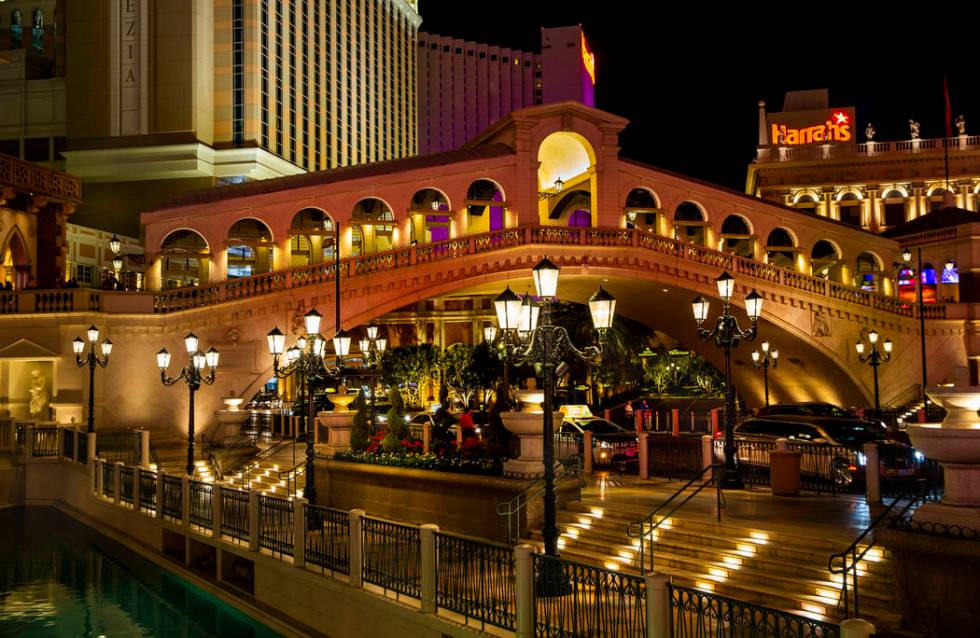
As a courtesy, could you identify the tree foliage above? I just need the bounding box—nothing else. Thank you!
[381,344,440,408]
[441,342,500,408]
[349,390,370,451]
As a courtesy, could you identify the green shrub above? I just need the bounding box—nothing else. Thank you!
[349,390,370,451]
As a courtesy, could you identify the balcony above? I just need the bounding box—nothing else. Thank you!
[756,135,980,165]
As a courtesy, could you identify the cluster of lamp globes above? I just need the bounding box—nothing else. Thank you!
[265,309,386,363]
[72,325,113,358]
[751,341,779,365]
[482,258,617,343]
[691,271,764,325]
[155,333,220,372]
[856,329,893,356]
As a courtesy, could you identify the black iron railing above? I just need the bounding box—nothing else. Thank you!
[62,429,75,460]
[139,470,157,514]
[646,435,703,480]
[259,495,294,558]
[305,504,350,574]
[14,423,26,454]
[497,455,584,545]
[889,509,980,540]
[162,475,182,522]
[97,431,141,465]
[189,482,213,530]
[361,517,421,598]
[532,553,646,637]
[31,427,59,457]
[669,584,839,637]
[78,436,88,465]
[102,462,115,499]
[119,466,134,505]
[220,488,250,543]
[729,439,862,495]
[435,532,515,630]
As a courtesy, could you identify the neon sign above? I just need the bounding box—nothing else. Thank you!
[770,111,852,145]
[581,33,596,85]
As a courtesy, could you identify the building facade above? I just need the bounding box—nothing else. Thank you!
[417,25,595,155]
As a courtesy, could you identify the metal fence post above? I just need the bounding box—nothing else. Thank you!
[515,544,534,638]
[864,442,881,505]
[113,462,122,505]
[140,429,151,469]
[639,433,649,480]
[583,431,594,474]
[155,472,165,519]
[133,466,142,509]
[72,429,80,464]
[701,435,713,472]
[840,618,876,638]
[181,475,191,528]
[94,458,102,495]
[349,509,365,588]
[420,523,439,614]
[248,490,260,551]
[212,484,223,539]
[645,573,670,638]
[56,426,64,460]
[293,497,307,568]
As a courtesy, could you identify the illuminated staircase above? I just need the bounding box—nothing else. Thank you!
[230,446,307,498]
[528,496,901,629]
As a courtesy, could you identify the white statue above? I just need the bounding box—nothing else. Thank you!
[956,114,966,136]
[865,123,875,141]
[28,369,47,417]
[909,119,921,140]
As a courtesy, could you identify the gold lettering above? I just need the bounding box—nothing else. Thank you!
[786,129,798,145]
[839,124,851,142]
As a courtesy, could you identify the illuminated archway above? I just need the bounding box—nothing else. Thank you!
[289,208,335,267]
[719,214,753,258]
[409,188,451,243]
[837,191,862,227]
[674,201,707,245]
[810,240,841,280]
[1,228,30,289]
[160,229,209,289]
[855,252,882,292]
[537,131,595,226]
[227,218,274,278]
[550,189,592,227]
[765,227,797,269]
[351,198,395,255]
[465,179,506,234]
[882,189,907,228]
[625,188,659,232]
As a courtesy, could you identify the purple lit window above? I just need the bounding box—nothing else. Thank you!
[568,209,591,227]
[942,265,959,284]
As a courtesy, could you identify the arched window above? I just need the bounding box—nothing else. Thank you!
[794,193,818,214]
[856,252,880,292]
[226,219,273,278]
[941,260,960,302]
[928,188,951,212]
[897,266,916,303]
[811,240,840,279]
[720,214,753,258]
[837,192,861,228]
[410,189,450,242]
[466,179,505,233]
[289,208,335,266]
[160,229,209,289]
[765,228,796,269]
[882,190,907,227]
[921,263,938,303]
[351,198,394,254]
[674,201,706,245]
[625,188,659,232]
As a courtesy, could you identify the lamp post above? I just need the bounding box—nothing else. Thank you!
[486,258,615,564]
[266,309,351,505]
[856,330,893,416]
[73,325,112,433]
[692,271,764,490]
[156,333,219,477]
[109,235,123,289]
[901,248,928,411]
[358,324,387,436]
[751,341,778,407]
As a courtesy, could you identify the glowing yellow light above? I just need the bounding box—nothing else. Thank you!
[708,567,728,579]
[816,588,838,601]
[800,602,827,616]
[565,528,579,539]
[590,507,604,518]
[749,531,770,542]
[736,543,756,554]
[722,556,742,567]
[604,561,620,571]
[618,550,634,561]
[694,581,715,592]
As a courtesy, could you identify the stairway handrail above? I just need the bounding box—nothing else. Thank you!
[234,438,295,488]
[496,455,584,545]
[277,458,307,498]
[626,463,723,574]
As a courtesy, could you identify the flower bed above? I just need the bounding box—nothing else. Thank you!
[334,435,503,476]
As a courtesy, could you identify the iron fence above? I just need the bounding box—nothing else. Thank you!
[14,423,26,454]
[305,504,350,574]
[78,437,88,465]
[31,427,59,457]
[139,470,157,514]
[101,462,115,499]
[119,466,134,504]
[259,495,294,558]
[97,431,140,465]
[361,517,421,598]
[532,553,646,638]
[62,429,75,460]
[647,435,703,480]
[162,475,182,522]
[220,488,250,543]
[435,532,515,630]
[669,584,839,638]
[727,439,859,495]
[189,482,213,530]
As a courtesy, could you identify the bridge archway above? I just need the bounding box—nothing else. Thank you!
[465,179,506,234]
[856,251,883,292]
[351,198,395,255]
[537,131,596,226]
[765,227,797,269]
[289,208,335,267]
[409,188,451,244]
[227,218,274,278]
[719,214,754,258]
[159,229,209,289]
[674,201,708,245]
[624,187,659,232]
[810,239,842,280]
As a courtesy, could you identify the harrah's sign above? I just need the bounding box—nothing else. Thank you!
[767,107,856,146]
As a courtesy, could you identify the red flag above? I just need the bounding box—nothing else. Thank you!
[944,76,953,138]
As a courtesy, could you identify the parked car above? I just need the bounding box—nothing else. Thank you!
[754,402,892,431]
[559,415,638,471]
[726,416,920,485]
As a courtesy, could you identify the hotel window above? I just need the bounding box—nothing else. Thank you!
[260,0,270,148]
[793,194,817,214]
[232,0,245,144]
[837,193,861,228]
[882,190,907,227]
[928,188,951,212]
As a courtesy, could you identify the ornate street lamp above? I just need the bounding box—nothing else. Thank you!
[692,271,764,489]
[359,324,387,435]
[856,330,893,416]
[157,333,219,477]
[486,258,615,569]
[73,325,112,433]
[751,341,779,407]
[266,308,351,504]
[900,247,928,411]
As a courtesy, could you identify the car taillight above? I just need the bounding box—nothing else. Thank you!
[848,465,857,472]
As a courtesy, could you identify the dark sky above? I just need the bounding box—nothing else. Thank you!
[417,1,980,191]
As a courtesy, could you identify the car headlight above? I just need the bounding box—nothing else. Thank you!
[913,450,925,462]
[598,441,611,449]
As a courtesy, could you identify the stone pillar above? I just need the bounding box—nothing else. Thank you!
[864,442,881,505]
[671,409,680,437]
[293,497,307,568]
[87,432,97,466]
[645,573,670,638]
[583,430,594,475]
[420,523,439,614]
[349,509,365,588]
[248,490,260,551]
[514,544,534,638]
[273,236,292,271]
[140,429,151,469]
[702,435,714,472]
[638,433,649,480]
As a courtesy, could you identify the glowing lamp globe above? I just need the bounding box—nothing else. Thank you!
[715,271,735,302]
[304,308,323,336]
[267,327,285,356]
[87,325,100,343]
[72,337,85,356]
[532,258,560,298]
[588,286,616,331]
[101,339,113,357]
[745,289,763,321]
[691,296,710,325]
[156,348,171,370]
[494,287,522,332]
[333,330,352,357]
[184,333,199,354]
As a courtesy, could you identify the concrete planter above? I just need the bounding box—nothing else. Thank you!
[318,410,355,456]
[500,410,563,479]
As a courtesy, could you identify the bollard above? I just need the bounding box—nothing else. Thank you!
[420,524,439,614]
[514,544,534,638]
[423,423,431,454]
[863,442,881,505]
[248,490,260,551]
[349,509,365,587]
[840,618,876,638]
[671,409,680,436]
[645,573,670,638]
[212,484,223,539]
[638,433,649,480]
[701,435,714,472]
[140,429,151,469]
[292,497,308,568]
[181,475,191,528]
[583,431,594,474]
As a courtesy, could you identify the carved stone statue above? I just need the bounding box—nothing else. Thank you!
[28,369,47,417]
[811,311,831,338]
[956,114,966,136]
[865,123,876,141]
[909,119,921,140]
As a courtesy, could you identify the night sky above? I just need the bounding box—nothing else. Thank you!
[418,1,980,191]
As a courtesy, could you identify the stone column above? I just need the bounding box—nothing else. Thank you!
[349,509,365,587]
[292,497,307,568]
[420,523,439,614]
[514,544,534,638]
[645,573,670,638]
[638,433,649,480]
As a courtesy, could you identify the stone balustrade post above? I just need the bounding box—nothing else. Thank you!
[181,475,191,528]
[212,483,223,539]
[775,438,788,452]
[583,430,594,475]
[645,573,670,638]
[420,523,439,614]
[514,544,534,638]
[113,461,123,504]
[292,497,308,568]
[840,619,876,638]
[155,471,165,519]
[638,433,649,480]
[864,442,881,505]
[87,432,97,470]
[248,490,260,551]
[701,435,714,472]
[349,509,365,588]
[140,429,151,469]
